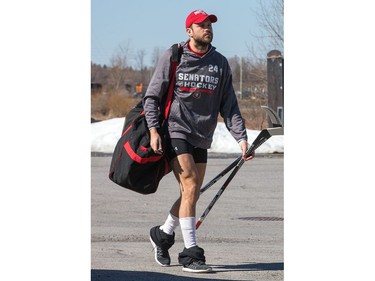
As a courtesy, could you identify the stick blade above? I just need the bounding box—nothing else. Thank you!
[261,106,282,128]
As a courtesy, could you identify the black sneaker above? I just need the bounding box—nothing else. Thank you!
[182,260,212,273]
[149,225,175,266]
[178,246,212,273]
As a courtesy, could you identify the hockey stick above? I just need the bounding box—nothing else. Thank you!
[199,106,283,195]
[196,107,283,229]
[199,155,241,194]
[261,105,283,128]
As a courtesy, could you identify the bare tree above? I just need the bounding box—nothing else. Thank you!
[135,49,146,71]
[109,41,131,93]
[248,0,284,60]
[135,49,147,84]
[91,62,101,83]
[151,46,164,68]
[258,0,283,50]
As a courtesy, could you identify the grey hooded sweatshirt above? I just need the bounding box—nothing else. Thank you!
[143,41,247,149]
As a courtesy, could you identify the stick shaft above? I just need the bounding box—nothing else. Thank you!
[196,129,273,230]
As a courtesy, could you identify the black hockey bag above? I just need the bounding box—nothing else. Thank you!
[108,106,171,194]
[108,44,181,194]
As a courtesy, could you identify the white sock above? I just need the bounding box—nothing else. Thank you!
[179,217,197,249]
[160,213,179,235]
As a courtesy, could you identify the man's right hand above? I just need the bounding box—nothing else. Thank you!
[149,128,163,154]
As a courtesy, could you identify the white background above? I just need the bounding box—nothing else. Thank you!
[1,1,374,280]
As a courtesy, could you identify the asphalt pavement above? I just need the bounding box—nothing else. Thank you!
[91,155,283,281]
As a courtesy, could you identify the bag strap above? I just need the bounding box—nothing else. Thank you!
[163,43,182,120]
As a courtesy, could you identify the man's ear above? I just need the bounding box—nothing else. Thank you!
[186,27,193,37]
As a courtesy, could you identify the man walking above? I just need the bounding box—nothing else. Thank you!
[143,9,254,273]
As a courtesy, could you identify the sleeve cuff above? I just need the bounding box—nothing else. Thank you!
[237,138,247,144]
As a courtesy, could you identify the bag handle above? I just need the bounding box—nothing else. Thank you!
[163,43,182,120]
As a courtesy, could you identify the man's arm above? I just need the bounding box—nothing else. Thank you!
[143,48,173,129]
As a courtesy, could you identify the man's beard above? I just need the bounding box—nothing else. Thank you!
[194,34,213,49]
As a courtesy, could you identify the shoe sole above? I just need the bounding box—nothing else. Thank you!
[149,237,170,267]
[182,266,213,273]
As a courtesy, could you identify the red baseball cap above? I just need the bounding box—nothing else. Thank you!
[185,10,218,28]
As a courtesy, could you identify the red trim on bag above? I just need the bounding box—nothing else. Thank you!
[164,60,178,119]
[140,146,148,152]
[124,141,162,164]
[122,111,145,137]
[122,124,132,136]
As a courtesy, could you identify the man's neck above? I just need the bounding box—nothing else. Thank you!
[188,41,209,56]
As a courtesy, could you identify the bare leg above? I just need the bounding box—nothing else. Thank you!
[169,154,206,218]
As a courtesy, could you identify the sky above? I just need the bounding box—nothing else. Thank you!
[91,118,284,154]
[91,0,277,66]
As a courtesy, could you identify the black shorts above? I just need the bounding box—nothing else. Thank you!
[167,138,207,164]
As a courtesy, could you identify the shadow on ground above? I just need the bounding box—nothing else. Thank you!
[92,262,283,281]
[214,262,284,272]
